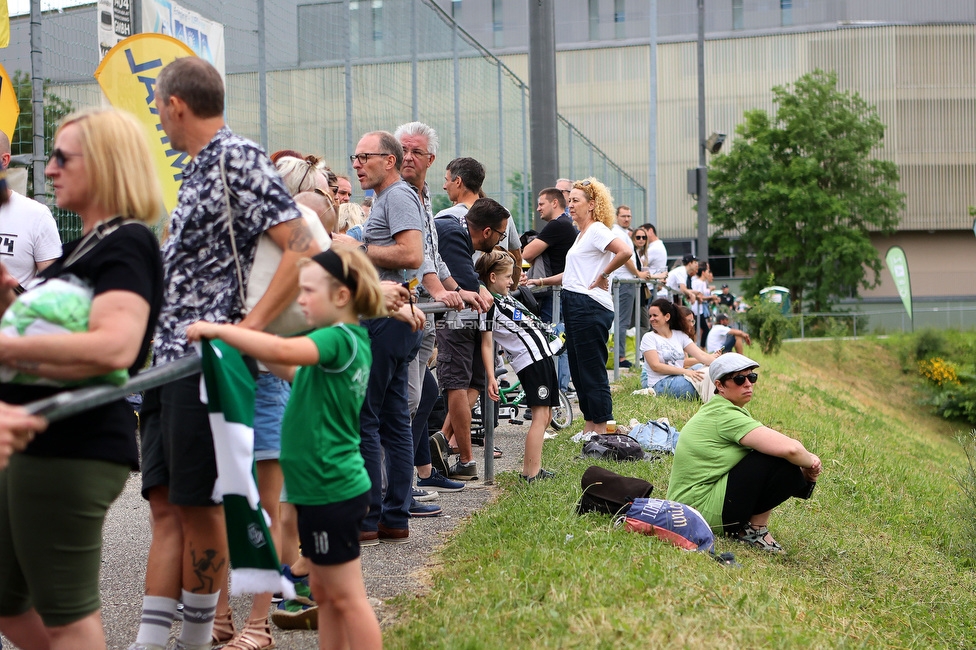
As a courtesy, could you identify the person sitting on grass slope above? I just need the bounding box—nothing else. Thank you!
[476,249,560,482]
[187,247,387,650]
[666,353,823,554]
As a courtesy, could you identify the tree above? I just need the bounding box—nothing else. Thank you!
[10,70,75,197]
[708,69,904,312]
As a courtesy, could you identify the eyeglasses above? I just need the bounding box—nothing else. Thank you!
[726,372,758,386]
[490,227,507,242]
[350,152,391,165]
[634,235,647,240]
[403,148,432,159]
[49,148,83,168]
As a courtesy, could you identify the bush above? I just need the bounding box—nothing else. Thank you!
[914,328,946,360]
[741,297,794,355]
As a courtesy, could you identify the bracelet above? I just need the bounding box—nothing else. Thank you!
[455,286,462,293]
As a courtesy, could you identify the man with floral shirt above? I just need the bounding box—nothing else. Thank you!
[130,58,318,650]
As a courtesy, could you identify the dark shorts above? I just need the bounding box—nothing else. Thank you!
[0,455,129,626]
[517,357,561,408]
[435,327,486,392]
[140,374,221,507]
[296,492,371,566]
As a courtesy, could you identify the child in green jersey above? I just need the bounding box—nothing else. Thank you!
[188,246,385,650]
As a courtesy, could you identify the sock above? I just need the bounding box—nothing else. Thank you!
[134,595,178,648]
[177,589,219,646]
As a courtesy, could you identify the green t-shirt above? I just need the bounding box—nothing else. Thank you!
[666,396,763,531]
[280,323,372,506]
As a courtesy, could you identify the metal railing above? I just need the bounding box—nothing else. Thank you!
[20,300,502,484]
[787,306,976,338]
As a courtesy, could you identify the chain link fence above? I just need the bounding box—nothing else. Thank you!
[8,0,645,241]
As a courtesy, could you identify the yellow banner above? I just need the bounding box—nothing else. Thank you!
[94,33,194,214]
[0,0,9,49]
[0,63,19,139]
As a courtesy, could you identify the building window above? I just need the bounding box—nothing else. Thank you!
[781,0,793,26]
[614,0,625,39]
[372,0,383,56]
[732,0,743,30]
[588,0,599,41]
[451,0,460,20]
[492,0,503,48]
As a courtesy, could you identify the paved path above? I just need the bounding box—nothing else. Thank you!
[2,421,534,650]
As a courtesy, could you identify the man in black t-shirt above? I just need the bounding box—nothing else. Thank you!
[718,284,737,309]
[522,188,576,324]
[522,187,576,393]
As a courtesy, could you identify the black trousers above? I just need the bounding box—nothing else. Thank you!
[721,450,809,533]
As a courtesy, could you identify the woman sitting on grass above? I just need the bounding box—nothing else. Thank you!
[476,250,559,483]
[639,299,717,398]
[187,247,384,650]
[667,353,823,553]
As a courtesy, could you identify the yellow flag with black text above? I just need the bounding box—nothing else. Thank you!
[94,34,194,213]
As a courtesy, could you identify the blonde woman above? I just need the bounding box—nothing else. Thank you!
[0,108,163,649]
[337,201,366,235]
[525,177,630,435]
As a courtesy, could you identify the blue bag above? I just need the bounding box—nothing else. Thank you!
[619,498,714,553]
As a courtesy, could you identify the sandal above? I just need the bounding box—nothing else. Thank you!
[212,608,236,645]
[493,446,503,458]
[221,617,275,650]
[736,523,785,554]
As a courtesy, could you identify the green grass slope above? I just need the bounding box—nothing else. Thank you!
[385,340,976,649]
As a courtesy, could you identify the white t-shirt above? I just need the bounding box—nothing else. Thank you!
[691,276,709,316]
[562,222,617,311]
[706,324,732,353]
[639,329,693,386]
[645,239,668,274]
[610,223,636,280]
[0,191,62,286]
[665,265,690,302]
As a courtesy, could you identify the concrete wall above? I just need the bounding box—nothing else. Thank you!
[871,231,976,299]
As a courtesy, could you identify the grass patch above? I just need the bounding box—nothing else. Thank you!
[384,340,976,649]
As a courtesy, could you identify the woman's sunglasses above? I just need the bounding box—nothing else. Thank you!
[49,148,83,168]
[727,372,758,386]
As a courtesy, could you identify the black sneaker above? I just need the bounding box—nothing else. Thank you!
[520,468,555,483]
[429,432,451,474]
[448,460,478,481]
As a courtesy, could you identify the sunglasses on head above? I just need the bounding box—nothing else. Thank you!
[726,372,758,386]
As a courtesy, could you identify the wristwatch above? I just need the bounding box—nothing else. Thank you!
[601,272,610,280]
[359,243,368,255]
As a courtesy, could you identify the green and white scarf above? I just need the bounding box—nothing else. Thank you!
[199,339,296,598]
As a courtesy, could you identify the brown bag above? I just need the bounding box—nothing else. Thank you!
[576,465,654,516]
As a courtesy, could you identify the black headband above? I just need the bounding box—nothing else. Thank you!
[312,249,358,294]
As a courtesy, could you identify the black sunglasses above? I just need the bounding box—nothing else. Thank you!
[49,148,83,168]
[634,235,647,240]
[726,372,758,386]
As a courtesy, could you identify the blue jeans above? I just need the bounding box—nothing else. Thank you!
[254,372,290,461]
[562,290,614,423]
[652,375,699,400]
[614,283,636,360]
[360,318,423,531]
